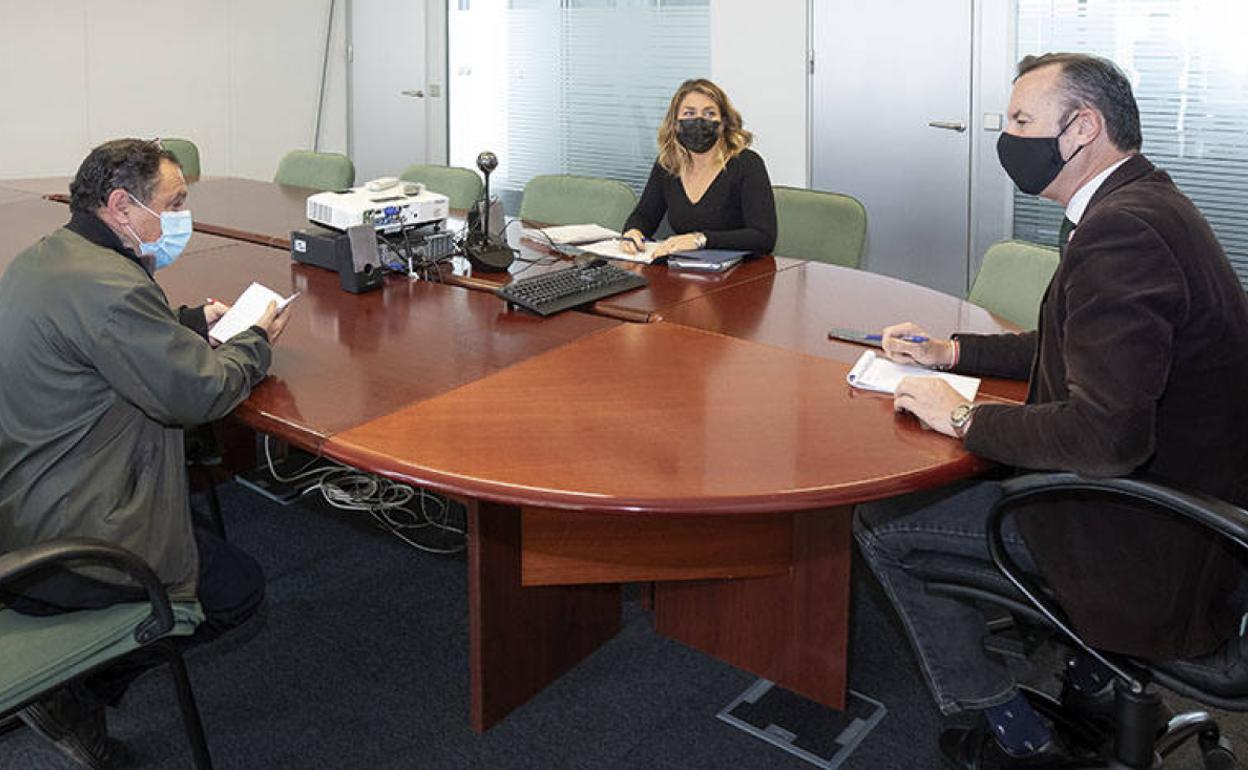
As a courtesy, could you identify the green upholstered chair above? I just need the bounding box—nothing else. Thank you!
[273,150,355,191]
[399,164,483,210]
[518,174,637,230]
[772,185,867,267]
[160,139,201,183]
[968,239,1061,330]
[0,538,211,768]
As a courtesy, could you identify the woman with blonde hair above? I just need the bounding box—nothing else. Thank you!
[621,78,777,258]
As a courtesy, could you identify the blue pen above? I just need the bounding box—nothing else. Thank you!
[828,328,928,346]
[867,333,929,344]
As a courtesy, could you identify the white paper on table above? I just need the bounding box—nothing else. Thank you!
[538,223,621,245]
[577,239,663,264]
[208,282,299,344]
[846,350,980,401]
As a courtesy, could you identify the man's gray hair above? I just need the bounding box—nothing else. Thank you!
[69,138,180,215]
[1018,52,1143,152]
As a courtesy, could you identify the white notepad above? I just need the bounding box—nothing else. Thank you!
[208,283,299,344]
[577,238,663,264]
[538,223,621,245]
[847,350,980,401]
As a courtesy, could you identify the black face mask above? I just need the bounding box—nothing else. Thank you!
[676,118,721,154]
[996,115,1084,195]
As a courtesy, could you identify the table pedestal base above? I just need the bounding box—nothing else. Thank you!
[467,502,854,730]
[468,501,620,732]
[654,507,853,710]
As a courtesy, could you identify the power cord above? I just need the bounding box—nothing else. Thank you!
[263,436,465,554]
[508,222,566,275]
[376,228,456,283]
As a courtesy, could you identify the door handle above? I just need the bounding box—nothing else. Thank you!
[928,120,966,132]
[401,89,426,98]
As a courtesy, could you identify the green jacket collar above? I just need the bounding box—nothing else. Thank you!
[66,211,149,275]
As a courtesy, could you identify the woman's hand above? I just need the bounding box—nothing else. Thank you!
[619,229,646,254]
[653,232,703,258]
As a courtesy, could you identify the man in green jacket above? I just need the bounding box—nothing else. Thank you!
[0,139,290,768]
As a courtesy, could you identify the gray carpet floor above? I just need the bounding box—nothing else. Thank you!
[0,482,1239,769]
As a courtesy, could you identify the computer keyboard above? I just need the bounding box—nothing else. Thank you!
[496,261,648,316]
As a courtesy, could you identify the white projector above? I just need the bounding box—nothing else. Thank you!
[306,183,450,233]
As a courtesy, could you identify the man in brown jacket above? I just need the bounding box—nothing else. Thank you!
[854,54,1248,768]
[0,139,290,768]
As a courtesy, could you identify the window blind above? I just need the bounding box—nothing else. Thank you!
[1014,0,1248,286]
[553,1,710,191]
[450,0,710,208]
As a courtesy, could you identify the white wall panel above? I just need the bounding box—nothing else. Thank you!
[0,0,347,181]
[0,0,91,177]
[228,0,347,180]
[84,1,230,175]
[710,0,808,188]
[317,1,349,157]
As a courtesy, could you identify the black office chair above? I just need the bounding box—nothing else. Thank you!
[913,472,1248,769]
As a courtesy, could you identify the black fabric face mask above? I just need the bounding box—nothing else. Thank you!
[996,115,1084,195]
[676,118,721,154]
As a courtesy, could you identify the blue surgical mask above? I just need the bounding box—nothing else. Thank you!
[126,193,193,270]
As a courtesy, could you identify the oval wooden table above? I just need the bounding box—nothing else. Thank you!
[322,264,1023,731]
[154,240,620,450]
[1,179,1027,733]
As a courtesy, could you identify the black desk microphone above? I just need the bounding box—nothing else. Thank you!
[462,151,514,272]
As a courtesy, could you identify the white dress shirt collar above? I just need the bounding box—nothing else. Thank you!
[1065,156,1132,225]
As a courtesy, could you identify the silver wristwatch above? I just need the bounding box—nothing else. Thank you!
[950,403,975,438]
[693,232,707,249]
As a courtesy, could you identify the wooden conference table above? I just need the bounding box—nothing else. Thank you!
[0,177,1022,732]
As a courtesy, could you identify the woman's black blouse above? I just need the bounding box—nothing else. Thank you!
[622,148,777,254]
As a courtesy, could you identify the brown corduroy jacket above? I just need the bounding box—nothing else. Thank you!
[956,154,1248,661]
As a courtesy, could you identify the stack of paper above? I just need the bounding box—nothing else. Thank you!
[538,223,621,245]
[846,350,980,400]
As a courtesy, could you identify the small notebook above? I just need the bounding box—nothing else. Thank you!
[539,223,621,245]
[578,238,662,264]
[666,249,749,272]
[208,283,299,344]
[846,350,980,401]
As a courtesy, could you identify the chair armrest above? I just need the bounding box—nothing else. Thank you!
[999,472,1248,552]
[0,538,176,644]
[987,472,1248,692]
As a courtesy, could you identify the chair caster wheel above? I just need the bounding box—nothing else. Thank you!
[1199,731,1236,770]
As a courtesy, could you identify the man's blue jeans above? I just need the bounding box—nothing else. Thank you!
[854,479,1040,716]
